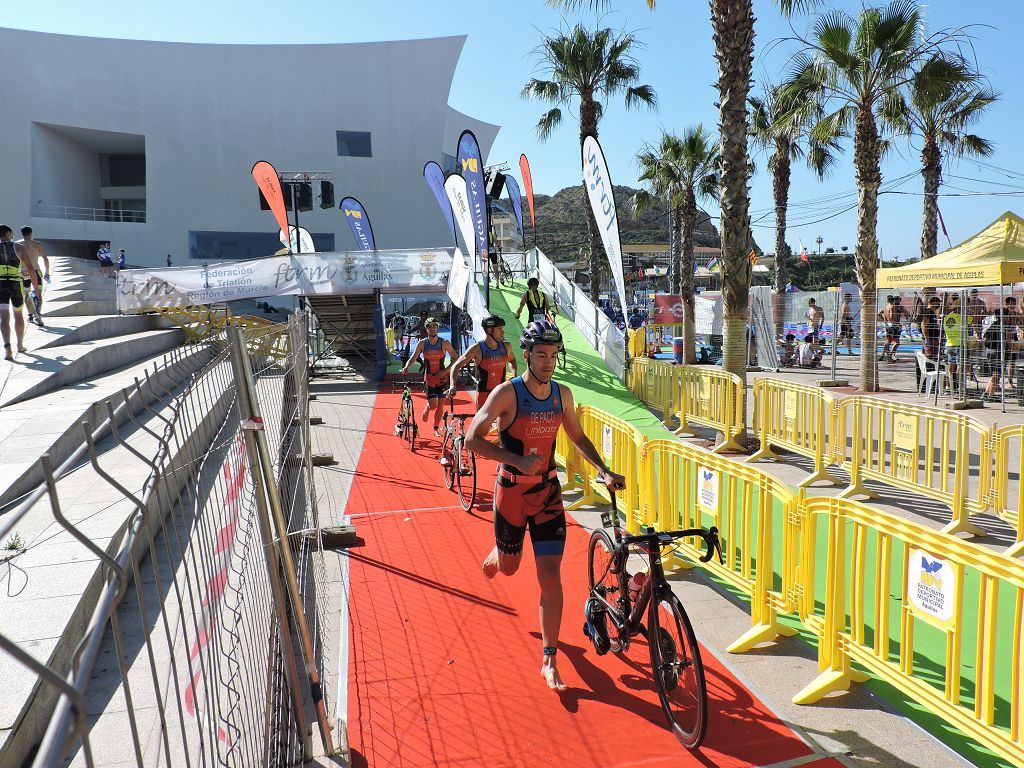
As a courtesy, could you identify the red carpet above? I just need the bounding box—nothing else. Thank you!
[344,389,815,767]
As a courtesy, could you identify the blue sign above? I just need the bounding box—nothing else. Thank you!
[339,196,376,251]
[457,130,488,267]
[503,174,524,243]
[423,161,456,243]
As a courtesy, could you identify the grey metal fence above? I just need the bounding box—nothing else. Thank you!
[0,313,333,767]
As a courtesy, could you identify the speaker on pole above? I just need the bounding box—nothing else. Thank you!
[319,180,335,209]
[261,188,292,210]
[487,171,506,199]
[295,183,313,211]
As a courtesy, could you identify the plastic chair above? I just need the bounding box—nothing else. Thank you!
[916,351,948,396]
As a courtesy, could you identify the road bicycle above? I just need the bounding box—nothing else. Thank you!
[496,257,515,288]
[392,379,419,452]
[439,396,476,511]
[583,494,723,750]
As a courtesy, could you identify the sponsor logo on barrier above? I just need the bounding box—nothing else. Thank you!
[906,549,957,629]
[697,466,719,515]
[784,390,798,441]
[892,413,918,482]
[602,424,613,461]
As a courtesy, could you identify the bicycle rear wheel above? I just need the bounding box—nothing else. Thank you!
[648,590,707,750]
[455,437,476,511]
[404,400,417,452]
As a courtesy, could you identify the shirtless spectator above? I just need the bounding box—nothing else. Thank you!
[15,227,49,327]
[878,295,908,362]
[805,298,825,342]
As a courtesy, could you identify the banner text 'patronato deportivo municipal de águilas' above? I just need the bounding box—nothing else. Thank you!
[116,250,456,311]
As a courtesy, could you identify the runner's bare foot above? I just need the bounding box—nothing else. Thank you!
[17,346,26,354]
[481,546,500,579]
[541,659,568,692]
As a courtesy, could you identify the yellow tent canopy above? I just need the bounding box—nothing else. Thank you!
[877,211,1024,288]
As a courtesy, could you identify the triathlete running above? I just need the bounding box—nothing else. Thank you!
[465,320,626,692]
[447,314,518,409]
[400,316,457,436]
[0,225,27,361]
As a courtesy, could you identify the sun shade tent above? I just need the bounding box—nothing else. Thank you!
[877,211,1024,413]
[877,211,1024,288]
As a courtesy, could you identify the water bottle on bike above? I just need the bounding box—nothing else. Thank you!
[627,570,648,603]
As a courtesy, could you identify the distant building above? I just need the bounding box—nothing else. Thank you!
[0,28,499,266]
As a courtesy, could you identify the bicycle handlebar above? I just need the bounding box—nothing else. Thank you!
[607,492,724,565]
[392,378,420,388]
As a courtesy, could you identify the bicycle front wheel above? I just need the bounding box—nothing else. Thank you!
[648,590,707,750]
[455,438,476,511]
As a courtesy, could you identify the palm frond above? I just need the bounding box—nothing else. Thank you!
[624,84,657,110]
[535,108,563,142]
[521,78,563,103]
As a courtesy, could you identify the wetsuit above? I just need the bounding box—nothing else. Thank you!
[476,340,510,409]
[493,376,566,557]
[422,338,449,399]
[0,242,24,308]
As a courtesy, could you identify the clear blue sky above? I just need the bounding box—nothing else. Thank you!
[8,0,1024,260]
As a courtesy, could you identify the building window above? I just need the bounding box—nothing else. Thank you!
[441,152,457,174]
[336,131,372,157]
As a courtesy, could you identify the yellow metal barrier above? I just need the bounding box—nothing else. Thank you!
[562,406,646,533]
[639,438,801,652]
[796,495,1024,767]
[674,365,745,453]
[627,327,647,359]
[141,304,232,341]
[988,425,1024,557]
[834,397,990,537]
[626,357,679,428]
[748,378,840,488]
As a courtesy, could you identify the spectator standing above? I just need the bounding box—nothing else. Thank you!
[166,254,173,267]
[805,298,825,341]
[117,249,126,272]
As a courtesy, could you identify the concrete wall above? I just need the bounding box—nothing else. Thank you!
[0,29,500,266]
[30,123,103,209]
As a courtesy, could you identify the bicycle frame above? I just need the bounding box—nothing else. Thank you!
[591,538,666,638]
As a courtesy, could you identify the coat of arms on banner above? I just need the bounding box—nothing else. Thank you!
[906,548,958,629]
[419,252,438,280]
[343,256,358,284]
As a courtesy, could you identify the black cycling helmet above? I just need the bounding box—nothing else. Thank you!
[481,314,506,330]
[520,319,563,350]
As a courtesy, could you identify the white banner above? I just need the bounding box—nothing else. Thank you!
[116,249,455,311]
[445,173,476,265]
[279,226,315,254]
[582,135,627,318]
[446,248,471,308]
[467,282,488,344]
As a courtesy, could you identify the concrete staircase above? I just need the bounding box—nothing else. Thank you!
[0,257,221,765]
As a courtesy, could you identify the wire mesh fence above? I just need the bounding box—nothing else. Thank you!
[0,312,333,767]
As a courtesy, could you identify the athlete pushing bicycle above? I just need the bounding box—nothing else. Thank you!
[465,319,626,692]
[446,314,517,409]
[401,317,457,437]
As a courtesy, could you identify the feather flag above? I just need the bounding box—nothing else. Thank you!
[799,240,809,263]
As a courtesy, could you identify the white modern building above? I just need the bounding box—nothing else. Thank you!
[0,28,499,267]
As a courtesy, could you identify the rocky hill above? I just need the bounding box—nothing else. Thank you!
[526,184,721,261]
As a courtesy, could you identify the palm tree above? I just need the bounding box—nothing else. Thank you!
[894,54,997,260]
[633,128,719,363]
[749,85,839,332]
[750,87,841,292]
[523,23,656,301]
[546,0,755,406]
[780,1,961,392]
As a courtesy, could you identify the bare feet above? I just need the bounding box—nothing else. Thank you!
[481,546,500,579]
[421,406,429,422]
[540,659,567,692]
